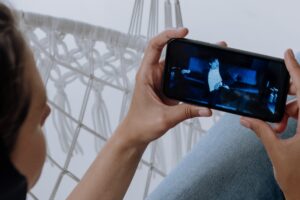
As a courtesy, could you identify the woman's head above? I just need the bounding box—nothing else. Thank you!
[0,2,29,155]
[0,3,51,189]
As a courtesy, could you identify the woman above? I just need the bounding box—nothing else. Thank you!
[0,2,299,200]
[0,3,210,199]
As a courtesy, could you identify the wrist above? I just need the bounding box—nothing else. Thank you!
[112,120,149,153]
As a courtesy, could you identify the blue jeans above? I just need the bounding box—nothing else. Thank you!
[147,114,296,200]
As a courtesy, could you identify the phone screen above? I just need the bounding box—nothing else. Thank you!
[163,38,290,122]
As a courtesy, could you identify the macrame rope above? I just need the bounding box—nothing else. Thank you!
[18,2,223,199]
[174,0,183,28]
[164,0,173,28]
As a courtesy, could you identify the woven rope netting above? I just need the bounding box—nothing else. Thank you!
[18,1,222,199]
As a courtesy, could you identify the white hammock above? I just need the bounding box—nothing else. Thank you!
[18,1,222,199]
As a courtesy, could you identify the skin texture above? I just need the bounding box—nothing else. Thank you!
[240,49,300,200]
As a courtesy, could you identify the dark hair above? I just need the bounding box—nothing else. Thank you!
[0,3,30,155]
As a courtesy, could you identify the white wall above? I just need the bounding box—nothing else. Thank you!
[11,0,300,57]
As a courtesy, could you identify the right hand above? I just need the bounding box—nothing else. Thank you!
[118,29,213,147]
[240,49,300,200]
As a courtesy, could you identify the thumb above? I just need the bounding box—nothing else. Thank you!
[167,103,212,126]
[240,117,279,158]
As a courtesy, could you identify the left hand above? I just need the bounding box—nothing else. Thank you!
[118,28,212,147]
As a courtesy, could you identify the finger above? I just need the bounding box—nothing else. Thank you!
[286,100,299,119]
[284,99,300,137]
[160,92,179,106]
[167,103,212,127]
[143,28,189,65]
[289,80,296,95]
[284,50,300,129]
[216,41,227,47]
[158,60,165,72]
[284,49,300,96]
[163,98,179,106]
[272,113,289,133]
[240,117,279,159]
[273,100,298,132]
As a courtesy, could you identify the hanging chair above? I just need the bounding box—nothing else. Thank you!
[18,1,222,199]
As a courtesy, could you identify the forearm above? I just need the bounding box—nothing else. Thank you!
[285,194,300,200]
[66,28,201,200]
[67,124,147,200]
[284,189,300,200]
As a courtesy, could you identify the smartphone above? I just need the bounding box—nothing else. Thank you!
[163,38,290,122]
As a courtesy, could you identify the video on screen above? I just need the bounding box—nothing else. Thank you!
[166,43,285,116]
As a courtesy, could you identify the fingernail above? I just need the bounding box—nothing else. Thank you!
[240,119,250,128]
[288,49,295,58]
[176,27,187,32]
[198,109,211,116]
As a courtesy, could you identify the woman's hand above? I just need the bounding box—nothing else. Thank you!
[118,28,212,147]
[240,49,300,200]
[68,29,228,200]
